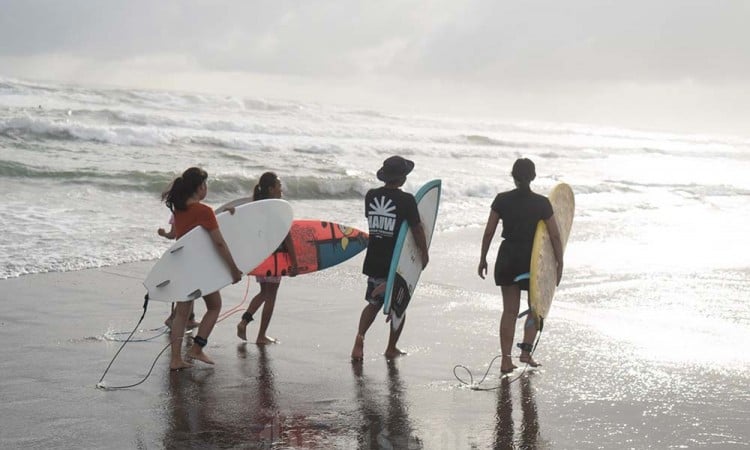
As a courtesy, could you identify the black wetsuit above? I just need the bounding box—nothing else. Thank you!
[491,188,553,289]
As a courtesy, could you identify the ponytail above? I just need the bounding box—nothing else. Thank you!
[161,167,208,211]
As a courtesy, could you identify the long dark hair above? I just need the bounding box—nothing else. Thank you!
[511,158,536,193]
[161,167,208,211]
[253,171,279,201]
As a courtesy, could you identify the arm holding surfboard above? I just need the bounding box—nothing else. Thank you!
[282,233,299,277]
[208,227,243,284]
[543,215,564,285]
[214,196,253,215]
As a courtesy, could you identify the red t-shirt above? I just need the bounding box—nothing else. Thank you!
[173,203,219,239]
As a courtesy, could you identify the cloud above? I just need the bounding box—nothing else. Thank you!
[1,0,749,134]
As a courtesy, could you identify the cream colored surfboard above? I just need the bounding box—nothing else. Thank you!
[528,183,574,328]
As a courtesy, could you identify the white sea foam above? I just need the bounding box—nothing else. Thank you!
[1,77,749,289]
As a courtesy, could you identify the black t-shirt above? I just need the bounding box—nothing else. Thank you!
[491,189,553,242]
[362,187,421,278]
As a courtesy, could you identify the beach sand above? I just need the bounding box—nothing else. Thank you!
[1,230,748,449]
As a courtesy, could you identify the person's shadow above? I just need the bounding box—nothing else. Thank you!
[493,375,540,449]
[351,360,422,449]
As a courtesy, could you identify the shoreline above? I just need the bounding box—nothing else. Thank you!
[1,237,749,448]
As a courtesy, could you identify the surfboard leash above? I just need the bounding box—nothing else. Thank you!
[216,276,252,323]
[96,294,153,390]
[97,277,254,390]
[453,329,543,391]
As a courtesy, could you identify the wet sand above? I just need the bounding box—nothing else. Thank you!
[1,230,749,449]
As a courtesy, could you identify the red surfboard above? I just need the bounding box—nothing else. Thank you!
[249,220,368,277]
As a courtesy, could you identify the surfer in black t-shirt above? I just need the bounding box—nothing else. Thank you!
[351,156,429,361]
[478,158,564,373]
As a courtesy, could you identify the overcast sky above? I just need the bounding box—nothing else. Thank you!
[1,0,749,135]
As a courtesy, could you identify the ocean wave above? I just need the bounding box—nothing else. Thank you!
[283,175,368,199]
[0,115,174,146]
[0,159,368,199]
[464,134,529,148]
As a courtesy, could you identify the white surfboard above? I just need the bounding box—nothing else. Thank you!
[144,199,293,302]
[382,179,441,331]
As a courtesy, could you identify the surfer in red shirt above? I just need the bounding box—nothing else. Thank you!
[162,167,243,370]
[478,158,564,373]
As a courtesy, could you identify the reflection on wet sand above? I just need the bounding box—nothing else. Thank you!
[493,375,542,449]
[236,343,281,446]
[165,368,226,449]
[352,360,422,449]
[164,343,334,449]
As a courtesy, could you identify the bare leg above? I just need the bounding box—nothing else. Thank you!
[186,303,200,330]
[187,292,221,365]
[165,302,176,328]
[169,301,193,370]
[351,302,380,361]
[519,314,541,367]
[500,285,521,373]
[384,314,407,359]
[256,283,280,344]
[237,282,279,341]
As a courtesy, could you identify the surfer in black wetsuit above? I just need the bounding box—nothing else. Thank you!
[478,158,564,373]
[351,156,429,361]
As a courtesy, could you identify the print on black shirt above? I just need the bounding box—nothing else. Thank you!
[367,195,397,237]
[362,187,421,278]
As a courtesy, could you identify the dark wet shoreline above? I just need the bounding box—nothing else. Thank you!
[1,251,749,449]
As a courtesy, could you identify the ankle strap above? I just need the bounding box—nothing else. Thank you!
[517,342,533,353]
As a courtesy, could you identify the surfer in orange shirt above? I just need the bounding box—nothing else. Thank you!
[162,167,243,370]
[478,158,564,373]
[221,172,298,345]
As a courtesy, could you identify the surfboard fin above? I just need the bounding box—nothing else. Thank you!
[187,289,202,300]
[513,272,530,282]
[156,280,170,288]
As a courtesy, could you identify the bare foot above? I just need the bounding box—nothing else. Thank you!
[519,354,541,367]
[237,321,248,341]
[384,348,407,359]
[170,359,193,371]
[351,334,364,361]
[501,355,517,373]
[186,348,215,365]
[255,336,277,345]
[164,318,173,328]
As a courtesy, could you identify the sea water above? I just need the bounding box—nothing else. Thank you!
[3,76,750,348]
[2,77,749,447]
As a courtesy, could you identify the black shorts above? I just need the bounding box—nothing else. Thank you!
[494,240,532,290]
[364,277,387,307]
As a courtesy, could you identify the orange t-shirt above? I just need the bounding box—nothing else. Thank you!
[173,203,219,239]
